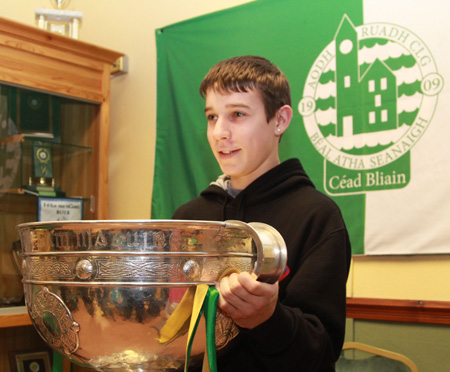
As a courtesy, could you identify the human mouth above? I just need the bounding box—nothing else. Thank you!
[218,149,239,157]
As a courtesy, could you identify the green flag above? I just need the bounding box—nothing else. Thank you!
[152,0,365,254]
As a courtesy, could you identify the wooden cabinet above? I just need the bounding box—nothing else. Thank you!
[0,16,123,369]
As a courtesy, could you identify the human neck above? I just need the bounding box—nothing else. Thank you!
[230,158,281,190]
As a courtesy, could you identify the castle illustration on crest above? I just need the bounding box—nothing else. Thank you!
[335,15,398,138]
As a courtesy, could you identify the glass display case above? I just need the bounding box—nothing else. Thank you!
[0,85,98,308]
[0,16,123,331]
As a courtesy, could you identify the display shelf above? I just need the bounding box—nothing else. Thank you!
[18,137,92,156]
[0,306,31,328]
[0,15,123,335]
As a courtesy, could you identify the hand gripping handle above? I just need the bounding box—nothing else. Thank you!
[224,221,287,284]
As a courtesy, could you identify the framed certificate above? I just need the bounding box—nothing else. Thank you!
[9,350,52,372]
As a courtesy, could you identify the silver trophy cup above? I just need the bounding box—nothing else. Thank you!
[16,220,287,371]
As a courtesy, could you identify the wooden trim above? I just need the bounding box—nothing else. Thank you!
[0,312,32,328]
[96,65,111,219]
[0,16,121,64]
[2,297,450,328]
[0,16,123,103]
[347,297,450,325]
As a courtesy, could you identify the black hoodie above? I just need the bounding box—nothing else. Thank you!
[173,158,351,372]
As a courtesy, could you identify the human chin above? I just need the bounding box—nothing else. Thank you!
[216,159,240,176]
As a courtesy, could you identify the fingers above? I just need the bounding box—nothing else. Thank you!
[217,272,277,302]
[215,272,279,328]
[215,273,243,314]
[238,272,276,296]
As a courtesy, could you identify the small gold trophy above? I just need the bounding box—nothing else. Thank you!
[35,0,82,39]
[24,141,65,197]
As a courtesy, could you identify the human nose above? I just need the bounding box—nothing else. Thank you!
[213,117,231,140]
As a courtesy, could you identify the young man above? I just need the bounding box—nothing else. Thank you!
[172,56,351,372]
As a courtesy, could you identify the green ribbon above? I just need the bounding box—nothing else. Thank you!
[185,286,220,372]
[52,352,73,372]
[204,287,220,372]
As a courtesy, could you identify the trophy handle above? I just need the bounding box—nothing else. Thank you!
[11,240,24,276]
[224,221,287,284]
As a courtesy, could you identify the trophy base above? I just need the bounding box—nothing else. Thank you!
[23,184,66,197]
[24,177,66,197]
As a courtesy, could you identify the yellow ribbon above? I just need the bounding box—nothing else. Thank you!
[159,286,199,345]
[185,284,209,372]
[158,268,241,372]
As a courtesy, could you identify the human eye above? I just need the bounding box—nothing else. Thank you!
[233,111,245,118]
[206,113,218,121]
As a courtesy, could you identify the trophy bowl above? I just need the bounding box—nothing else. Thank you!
[16,219,287,371]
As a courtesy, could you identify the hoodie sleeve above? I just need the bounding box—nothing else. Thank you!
[242,226,351,371]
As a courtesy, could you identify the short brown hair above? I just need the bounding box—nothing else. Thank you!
[199,56,291,121]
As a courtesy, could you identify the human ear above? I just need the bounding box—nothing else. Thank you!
[274,105,293,135]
